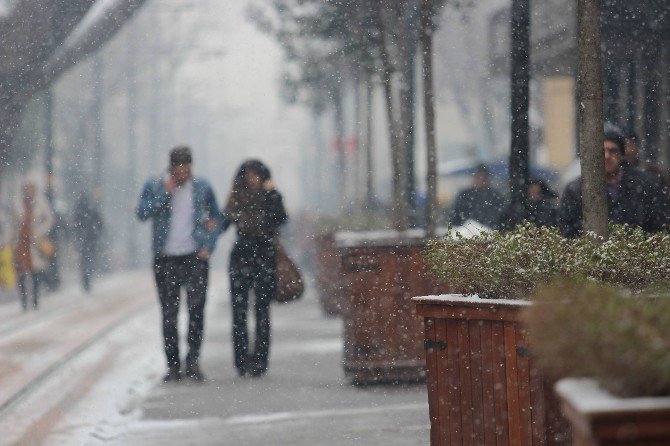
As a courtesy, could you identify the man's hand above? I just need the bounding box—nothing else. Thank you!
[263,179,275,192]
[197,248,211,260]
[205,218,218,233]
[165,176,176,194]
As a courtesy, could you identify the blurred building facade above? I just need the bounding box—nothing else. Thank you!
[489,0,670,170]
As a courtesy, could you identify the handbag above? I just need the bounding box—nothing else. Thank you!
[274,242,304,303]
[38,237,56,258]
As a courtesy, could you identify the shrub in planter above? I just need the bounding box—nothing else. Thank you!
[418,224,670,445]
[425,223,670,299]
[525,281,670,445]
[525,280,670,398]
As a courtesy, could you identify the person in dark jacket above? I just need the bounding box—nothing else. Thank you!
[223,160,287,377]
[72,192,104,292]
[558,131,669,238]
[449,164,504,228]
[498,178,557,231]
[623,127,670,200]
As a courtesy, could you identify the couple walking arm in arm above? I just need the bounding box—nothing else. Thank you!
[137,147,286,382]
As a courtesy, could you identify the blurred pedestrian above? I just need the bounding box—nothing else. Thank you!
[448,163,504,228]
[223,160,287,377]
[623,127,670,196]
[498,178,557,230]
[136,146,222,383]
[558,131,668,237]
[12,182,54,311]
[72,192,104,292]
[0,193,16,290]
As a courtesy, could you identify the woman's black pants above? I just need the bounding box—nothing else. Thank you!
[229,238,276,375]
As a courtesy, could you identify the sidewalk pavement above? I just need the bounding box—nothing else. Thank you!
[0,270,430,445]
[112,272,431,445]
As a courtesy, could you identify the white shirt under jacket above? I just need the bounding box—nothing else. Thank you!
[163,178,196,256]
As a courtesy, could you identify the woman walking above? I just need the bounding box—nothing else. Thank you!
[224,160,287,377]
[13,181,54,311]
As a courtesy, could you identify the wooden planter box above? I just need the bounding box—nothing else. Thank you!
[556,378,670,446]
[335,229,450,385]
[314,233,346,316]
[413,294,570,446]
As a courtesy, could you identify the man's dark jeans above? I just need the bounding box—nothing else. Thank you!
[153,253,209,371]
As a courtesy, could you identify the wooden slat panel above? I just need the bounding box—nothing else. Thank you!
[492,321,509,444]
[446,320,463,445]
[468,320,486,445]
[424,318,442,446]
[505,321,522,445]
[416,303,526,323]
[515,324,534,445]
[480,321,497,445]
[529,362,548,445]
[457,320,474,445]
[516,322,547,446]
[344,245,430,383]
[436,318,451,444]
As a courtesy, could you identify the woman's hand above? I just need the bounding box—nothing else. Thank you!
[263,180,275,192]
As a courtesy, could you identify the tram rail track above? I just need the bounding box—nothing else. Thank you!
[0,272,155,423]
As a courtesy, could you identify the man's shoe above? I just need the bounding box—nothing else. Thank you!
[184,364,206,382]
[162,368,181,383]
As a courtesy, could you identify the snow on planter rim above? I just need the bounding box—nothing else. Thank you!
[555,378,670,414]
[412,294,532,307]
[334,220,491,249]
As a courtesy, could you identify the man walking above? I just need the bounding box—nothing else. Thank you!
[137,146,222,382]
[449,163,504,228]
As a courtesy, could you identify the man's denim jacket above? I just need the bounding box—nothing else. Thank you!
[136,176,222,256]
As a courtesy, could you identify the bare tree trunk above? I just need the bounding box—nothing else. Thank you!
[313,112,325,210]
[363,71,375,213]
[126,30,139,267]
[92,53,104,189]
[0,106,22,175]
[380,70,404,228]
[333,86,347,213]
[509,0,530,207]
[44,89,55,206]
[401,2,419,224]
[578,0,607,239]
[660,47,670,169]
[421,0,438,237]
[374,3,410,231]
[353,72,363,208]
[26,0,149,101]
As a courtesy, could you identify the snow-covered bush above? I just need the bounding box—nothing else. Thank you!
[425,223,670,299]
[525,280,670,397]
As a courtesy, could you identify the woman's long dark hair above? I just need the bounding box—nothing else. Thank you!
[227,159,272,210]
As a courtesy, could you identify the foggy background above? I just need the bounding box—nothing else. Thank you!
[2,0,668,279]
